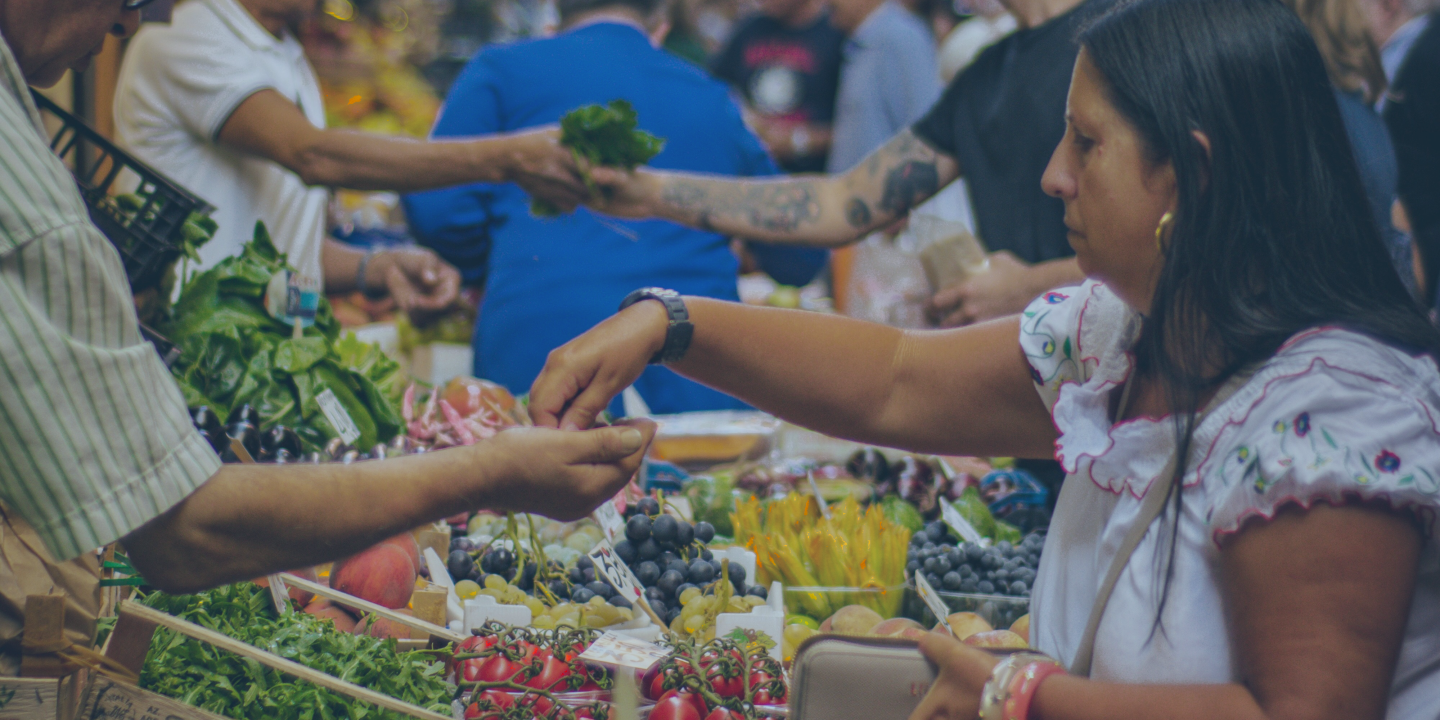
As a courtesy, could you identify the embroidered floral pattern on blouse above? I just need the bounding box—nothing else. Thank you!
[1216,410,1439,496]
[1021,305,1080,389]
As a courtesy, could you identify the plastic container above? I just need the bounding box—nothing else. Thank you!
[32,90,215,292]
[902,585,1029,631]
[781,585,908,623]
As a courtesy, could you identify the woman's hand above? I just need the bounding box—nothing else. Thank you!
[530,301,670,431]
[370,246,462,316]
[908,633,1000,720]
[476,420,657,521]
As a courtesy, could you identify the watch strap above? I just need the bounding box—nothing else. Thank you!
[619,288,693,365]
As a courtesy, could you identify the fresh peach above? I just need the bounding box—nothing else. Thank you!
[829,605,885,635]
[945,612,994,641]
[870,618,924,637]
[304,599,358,633]
[331,543,418,609]
[253,567,320,607]
[962,630,1028,649]
[355,610,416,640]
[1009,614,1031,644]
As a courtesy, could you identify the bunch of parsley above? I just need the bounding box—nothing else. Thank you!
[532,100,666,217]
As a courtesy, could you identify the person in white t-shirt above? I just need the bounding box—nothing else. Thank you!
[115,0,589,309]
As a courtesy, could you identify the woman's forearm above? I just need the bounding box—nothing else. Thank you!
[1033,679,1265,720]
[670,298,1055,457]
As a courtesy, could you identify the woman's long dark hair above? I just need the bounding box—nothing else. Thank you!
[1078,0,1440,633]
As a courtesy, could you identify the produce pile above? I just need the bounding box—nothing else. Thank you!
[166,224,407,457]
[909,520,1042,597]
[136,583,452,720]
[456,623,614,720]
[404,377,527,448]
[640,634,788,719]
[732,495,910,622]
[531,100,666,217]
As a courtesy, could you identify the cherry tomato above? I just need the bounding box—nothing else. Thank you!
[474,690,514,710]
[658,690,709,718]
[525,655,573,691]
[749,672,786,704]
[707,665,742,699]
[477,655,523,683]
[518,692,556,719]
[461,658,486,683]
[651,692,703,720]
[463,703,483,719]
[704,709,746,720]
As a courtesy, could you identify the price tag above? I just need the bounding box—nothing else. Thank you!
[316,388,362,446]
[807,471,832,520]
[577,631,670,672]
[912,571,950,632]
[940,501,983,545]
[593,500,625,543]
[266,575,292,615]
[587,539,644,604]
[265,270,321,328]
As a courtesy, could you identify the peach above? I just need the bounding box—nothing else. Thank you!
[829,605,885,635]
[331,543,418,609]
[1009,614,1031,644]
[380,533,422,574]
[304,599,358,633]
[896,627,930,641]
[818,615,833,633]
[962,630,1028,649]
[945,612,994,641]
[870,618,924,637]
[355,610,416,640]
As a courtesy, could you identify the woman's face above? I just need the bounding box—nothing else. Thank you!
[1042,48,1178,313]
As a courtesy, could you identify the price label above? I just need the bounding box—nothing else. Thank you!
[593,501,625,543]
[265,270,321,328]
[912,571,950,632]
[807,472,832,520]
[266,575,292,615]
[577,631,670,672]
[587,539,644,604]
[316,388,362,446]
[940,501,983,545]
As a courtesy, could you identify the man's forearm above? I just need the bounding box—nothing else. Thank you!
[645,130,961,247]
[297,129,518,191]
[124,446,495,593]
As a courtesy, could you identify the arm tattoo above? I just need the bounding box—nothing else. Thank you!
[845,198,873,228]
[662,179,821,234]
[879,161,940,216]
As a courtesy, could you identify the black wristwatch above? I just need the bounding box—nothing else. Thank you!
[619,288,693,365]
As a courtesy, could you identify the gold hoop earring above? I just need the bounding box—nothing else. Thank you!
[1155,211,1175,251]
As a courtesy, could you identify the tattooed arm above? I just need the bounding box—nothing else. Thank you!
[588,130,961,247]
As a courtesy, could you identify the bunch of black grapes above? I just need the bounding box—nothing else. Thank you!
[907,521,1043,598]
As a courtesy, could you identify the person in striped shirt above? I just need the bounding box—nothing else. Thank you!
[0,0,654,674]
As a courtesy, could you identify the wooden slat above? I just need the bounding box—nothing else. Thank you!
[76,675,230,720]
[281,574,466,644]
[0,677,63,720]
[115,602,451,720]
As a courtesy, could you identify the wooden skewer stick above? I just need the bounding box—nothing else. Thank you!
[281,573,467,644]
[117,601,453,720]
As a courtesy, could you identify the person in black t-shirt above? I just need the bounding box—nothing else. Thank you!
[1383,14,1440,310]
[711,0,846,173]
[592,0,1108,325]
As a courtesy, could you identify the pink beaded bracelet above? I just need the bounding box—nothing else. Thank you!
[1003,659,1068,720]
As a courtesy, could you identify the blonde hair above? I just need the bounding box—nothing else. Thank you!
[1282,0,1388,105]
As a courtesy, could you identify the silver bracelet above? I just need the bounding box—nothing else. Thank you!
[355,246,385,298]
[978,652,1060,720]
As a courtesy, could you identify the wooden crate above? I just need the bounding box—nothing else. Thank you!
[74,676,228,720]
[0,675,84,720]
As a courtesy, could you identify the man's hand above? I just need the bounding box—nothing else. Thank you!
[530,300,670,431]
[503,127,591,213]
[369,246,461,316]
[907,632,998,720]
[479,420,657,521]
[584,166,664,220]
[927,252,1083,327]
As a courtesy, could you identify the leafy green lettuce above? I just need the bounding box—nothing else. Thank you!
[162,223,406,453]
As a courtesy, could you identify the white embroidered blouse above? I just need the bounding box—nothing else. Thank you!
[1021,281,1440,718]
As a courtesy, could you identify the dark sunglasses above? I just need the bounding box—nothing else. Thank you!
[123,0,160,10]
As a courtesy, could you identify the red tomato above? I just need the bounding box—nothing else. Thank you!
[707,665,742,699]
[749,672,786,704]
[651,693,703,720]
[647,670,670,700]
[461,658,486,683]
[518,692,556,719]
[477,655,523,683]
[525,655,573,691]
[463,703,483,719]
[658,690,710,718]
[475,690,514,710]
[704,709,746,720]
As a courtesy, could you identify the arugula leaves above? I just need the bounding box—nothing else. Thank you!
[139,584,453,720]
[532,100,666,217]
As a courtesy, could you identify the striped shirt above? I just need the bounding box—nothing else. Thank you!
[0,36,220,560]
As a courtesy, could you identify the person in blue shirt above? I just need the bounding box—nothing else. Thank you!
[404,0,825,415]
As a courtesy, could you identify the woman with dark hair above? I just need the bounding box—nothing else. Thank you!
[533,0,1440,716]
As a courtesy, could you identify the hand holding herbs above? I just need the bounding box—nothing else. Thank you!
[531,100,665,217]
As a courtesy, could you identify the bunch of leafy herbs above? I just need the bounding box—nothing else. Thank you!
[161,222,406,452]
[138,583,453,720]
[532,99,666,217]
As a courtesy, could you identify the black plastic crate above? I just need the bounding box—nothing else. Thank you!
[31,91,214,292]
